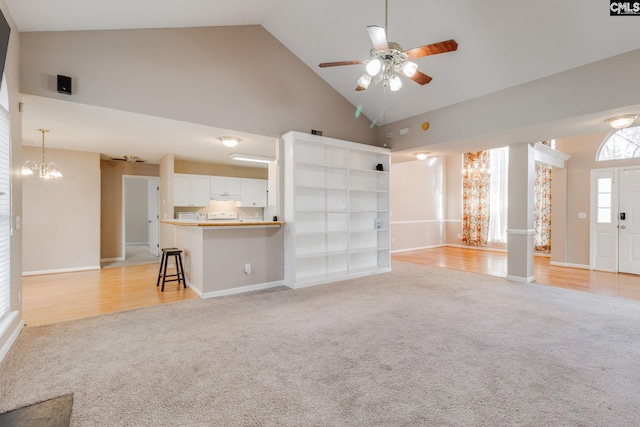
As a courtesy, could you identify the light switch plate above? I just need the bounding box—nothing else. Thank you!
[578,212,587,219]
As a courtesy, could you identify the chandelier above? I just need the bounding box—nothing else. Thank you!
[462,151,490,181]
[22,129,63,179]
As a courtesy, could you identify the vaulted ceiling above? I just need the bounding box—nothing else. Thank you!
[7,0,640,163]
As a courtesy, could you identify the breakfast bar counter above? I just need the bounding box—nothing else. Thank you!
[161,220,284,298]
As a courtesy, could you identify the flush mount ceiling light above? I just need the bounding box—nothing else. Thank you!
[606,115,638,129]
[21,129,63,179]
[220,136,240,148]
[229,153,274,164]
[319,0,457,92]
[415,152,429,160]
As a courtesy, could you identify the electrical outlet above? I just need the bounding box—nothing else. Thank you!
[457,233,461,239]
[244,263,252,275]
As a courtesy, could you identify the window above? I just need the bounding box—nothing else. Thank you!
[488,147,509,243]
[596,177,613,224]
[0,104,9,317]
[597,126,640,161]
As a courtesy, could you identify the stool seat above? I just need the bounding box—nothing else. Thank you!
[157,248,186,291]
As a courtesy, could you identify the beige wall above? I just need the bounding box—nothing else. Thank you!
[19,26,378,146]
[22,147,101,273]
[445,154,463,245]
[101,160,159,260]
[174,159,267,178]
[390,157,445,251]
[1,0,25,359]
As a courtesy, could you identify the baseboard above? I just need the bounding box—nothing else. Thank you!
[549,261,590,270]
[0,312,23,363]
[506,274,535,283]
[100,257,125,263]
[126,243,149,246]
[199,280,284,299]
[391,244,445,254]
[23,265,101,276]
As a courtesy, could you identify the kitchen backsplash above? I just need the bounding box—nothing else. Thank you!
[174,200,264,219]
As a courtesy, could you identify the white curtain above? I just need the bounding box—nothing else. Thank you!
[488,147,509,242]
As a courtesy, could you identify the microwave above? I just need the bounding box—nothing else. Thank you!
[177,212,206,221]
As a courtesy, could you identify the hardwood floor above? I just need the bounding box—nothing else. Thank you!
[22,263,198,327]
[393,246,640,301]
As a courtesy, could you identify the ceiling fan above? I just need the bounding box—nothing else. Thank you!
[110,155,145,163]
[319,1,458,92]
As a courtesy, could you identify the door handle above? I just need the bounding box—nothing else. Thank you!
[621,225,626,229]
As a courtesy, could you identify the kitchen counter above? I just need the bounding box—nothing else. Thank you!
[162,219,284,298]
[162,219,283,227]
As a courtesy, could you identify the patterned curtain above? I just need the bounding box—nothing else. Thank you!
[462,151,490,246]
[534,164,552,252]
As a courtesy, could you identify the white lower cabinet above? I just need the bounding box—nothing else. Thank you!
[174,174,211,207]
[283,131,390,288]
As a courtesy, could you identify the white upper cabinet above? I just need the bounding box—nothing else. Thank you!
[211,176,241,201]
[174,174,211,207]
[238,178,267,208]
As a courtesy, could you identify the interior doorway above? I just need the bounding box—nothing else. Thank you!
[590,167,640,275]
[121,175,160,266]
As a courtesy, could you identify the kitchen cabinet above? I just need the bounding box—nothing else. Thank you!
[282,131,390,289]
[238,178,267,207]
[211,176,241,201]
[174,174,211,207]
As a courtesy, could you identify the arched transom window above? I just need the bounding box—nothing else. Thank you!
[597,125,640,161]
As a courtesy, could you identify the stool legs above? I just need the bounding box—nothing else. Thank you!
[157,249,185,292]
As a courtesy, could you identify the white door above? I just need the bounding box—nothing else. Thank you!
[591,169,618,272]
[618,168,640,274]
[148,178,160,256]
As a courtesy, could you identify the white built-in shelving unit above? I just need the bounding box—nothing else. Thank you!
[282,131,390,288]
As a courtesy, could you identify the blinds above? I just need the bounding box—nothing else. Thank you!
[0,106,10,316]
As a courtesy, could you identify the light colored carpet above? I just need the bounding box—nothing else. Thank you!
[2,260,640,426]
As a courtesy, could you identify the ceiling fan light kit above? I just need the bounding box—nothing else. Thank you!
[319,0,458,93]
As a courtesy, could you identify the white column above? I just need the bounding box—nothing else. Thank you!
[506,143,535,283]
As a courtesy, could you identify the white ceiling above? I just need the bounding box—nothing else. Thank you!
[7,0,640,164]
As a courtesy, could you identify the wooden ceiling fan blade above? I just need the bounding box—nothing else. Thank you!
[319,60,363,68]
[403,39,458,59]
[355,84,367,91]
[367,25,389,50]
[401,70,432,85]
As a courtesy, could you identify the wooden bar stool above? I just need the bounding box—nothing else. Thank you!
[157,248,186,291]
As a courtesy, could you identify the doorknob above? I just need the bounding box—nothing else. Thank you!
[621,225,626,229]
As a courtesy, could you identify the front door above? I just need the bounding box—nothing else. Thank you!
[618,168,640,274]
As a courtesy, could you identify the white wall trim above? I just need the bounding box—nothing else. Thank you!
[0,312,23,363]
[126,242,149,246]
[549,261,591,270]
[22,265,101,276]
[200,280,284,299]
[506,274,535,283]
[391,219,460,225]
[101,257,125,263]
[391,244,446,254]
[507,229,536,235]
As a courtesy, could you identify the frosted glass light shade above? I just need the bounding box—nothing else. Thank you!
[401,61,418,77]
[389,75,402,91]
[366,59,382,76]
